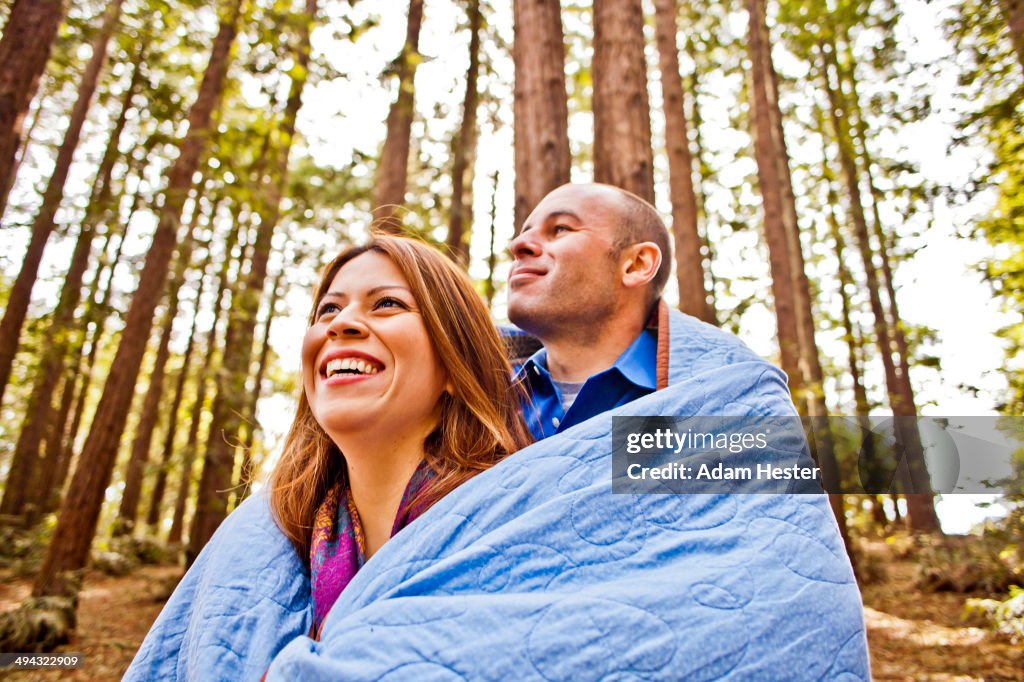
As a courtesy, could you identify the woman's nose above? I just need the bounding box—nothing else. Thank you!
[325,308,368,338]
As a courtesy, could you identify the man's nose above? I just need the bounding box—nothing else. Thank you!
[509,232,541,260]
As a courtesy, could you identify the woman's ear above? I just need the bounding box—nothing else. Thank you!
[621,242,662,290]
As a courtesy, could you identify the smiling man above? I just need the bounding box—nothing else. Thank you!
[508,182,672,440]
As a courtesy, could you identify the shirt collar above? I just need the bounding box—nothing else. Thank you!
[514,330,656,390]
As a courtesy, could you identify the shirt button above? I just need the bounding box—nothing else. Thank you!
[552,417,560,428]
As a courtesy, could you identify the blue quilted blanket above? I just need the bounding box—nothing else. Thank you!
[126,310,869,680]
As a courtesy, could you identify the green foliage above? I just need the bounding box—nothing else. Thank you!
[966,586,1024,642]
[945,0,1024,415]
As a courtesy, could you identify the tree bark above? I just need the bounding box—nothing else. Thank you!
[32,0,244,597]
[485,170,500,308]
[653,0,713,322]
[188,0,316,562]
[998,0,1024,74]
[1,51,141,522]
[446,0,482,266]
[0,0,66,219]
[512,0,570,232]
[0,0,123,408]
[372,0,424,230]
[744,0,803,402]
[592,0,655,203]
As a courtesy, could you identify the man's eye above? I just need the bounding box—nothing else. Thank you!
[553,224,571,234]
[373,296,406,311]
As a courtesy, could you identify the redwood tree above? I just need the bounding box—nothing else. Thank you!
[592,0,655,203]
[0,0,66,218]
[653,0,714,322]
[372,0,424,229]
[33,0,245,597]
[446,0,483,265]
[189,0,317,561]
[0,0,123,408]
[512,0,570,232]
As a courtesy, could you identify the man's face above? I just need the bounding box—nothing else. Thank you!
[507,184,624,340]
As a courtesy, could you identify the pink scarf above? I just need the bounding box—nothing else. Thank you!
[308,460,434,635]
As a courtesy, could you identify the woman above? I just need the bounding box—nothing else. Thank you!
[125,236,531,680]
[268,235,532,635]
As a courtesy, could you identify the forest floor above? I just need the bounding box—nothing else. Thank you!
[0,542,1021,680]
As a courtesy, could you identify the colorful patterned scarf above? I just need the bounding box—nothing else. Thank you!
[309,460,435,635]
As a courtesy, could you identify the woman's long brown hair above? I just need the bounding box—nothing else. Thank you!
[269,236,533,559]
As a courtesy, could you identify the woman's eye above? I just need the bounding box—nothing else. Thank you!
[553,224,570,234]
[373,296,406,311]
[316,302,339,319]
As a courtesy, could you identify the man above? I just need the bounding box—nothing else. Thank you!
[507,182,674,440]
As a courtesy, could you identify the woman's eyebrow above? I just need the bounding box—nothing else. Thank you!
[322,285,411,299]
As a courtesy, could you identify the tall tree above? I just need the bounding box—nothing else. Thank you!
[114,187,206,536]
[0,0,123,408]
[744,0,804,401]
[0,0,66,218]
[372,0,424,229]
[146,245,212,530]
[653,0,714,322]
[1,50,142,521]
[512,0,570,232]
[33,0,245,597]
[818,38,940,532]
[745,0,849,551]
[189,0,317,562]
[446,0,483,265]
[592,0,655,202]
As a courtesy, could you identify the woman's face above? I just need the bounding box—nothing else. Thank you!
[302,251,448,444]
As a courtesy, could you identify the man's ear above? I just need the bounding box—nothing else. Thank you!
[620,242,662,290]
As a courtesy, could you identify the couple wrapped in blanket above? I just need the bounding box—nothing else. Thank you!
[127,184,870,680]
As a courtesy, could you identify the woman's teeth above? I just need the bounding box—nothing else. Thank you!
[325,357,381,377]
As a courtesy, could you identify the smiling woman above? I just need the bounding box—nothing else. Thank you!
[268,235,532,636]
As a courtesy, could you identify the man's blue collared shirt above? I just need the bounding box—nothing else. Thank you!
[516,330,657,441]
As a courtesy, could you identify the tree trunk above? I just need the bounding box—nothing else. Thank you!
[998,0,1024,73]
[0,0,122,408]
[5,76,49,207]
[818,41,940,533]
[512,0,570,232]
[0,0,66,219]
[188,0,316,562]
[745,0,849,557]
[32,0,244,598]
[446,0,482,266]
[54,182,144,514]
[114,188,207,536]
[744,0,804,402]
[484,170,500,308]
[168,217,243,545]
[146,240,214,530]
[592,0,655,203]
[372,0,424,230]
[683,32,719,324]
[1,51,141,522]
[653,0,713,322]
